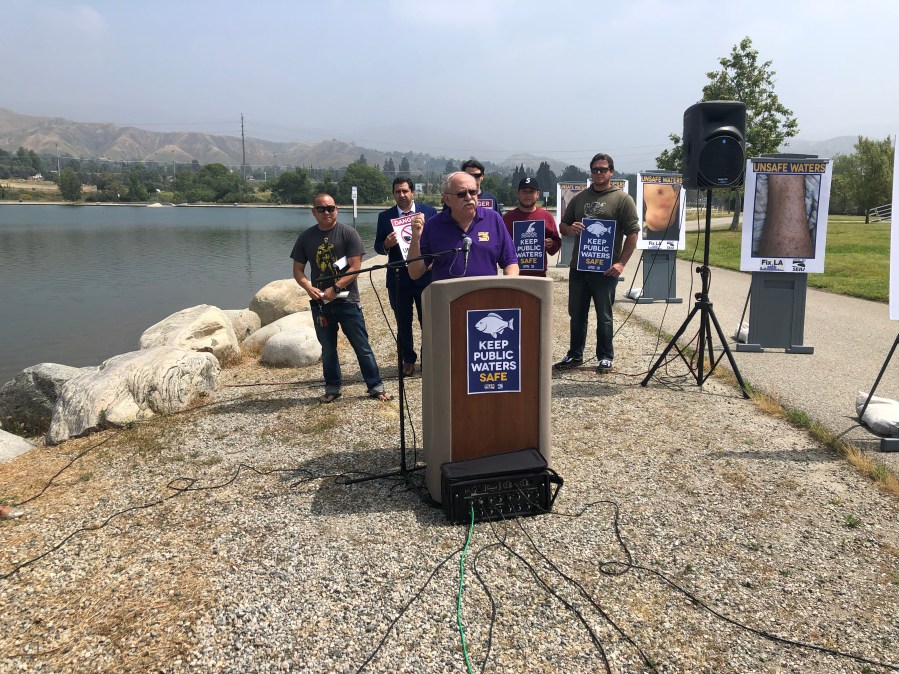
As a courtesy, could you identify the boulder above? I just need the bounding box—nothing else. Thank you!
[0,429,36,463]
[223,309,262,343]
[47,347,220,445]
[260,329,322,368]
[140,304,239,364]
[249,279,310,326]
[0,363,87,434]
[242,312,315,354]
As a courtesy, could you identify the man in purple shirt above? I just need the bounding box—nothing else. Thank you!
[407,172,519,282]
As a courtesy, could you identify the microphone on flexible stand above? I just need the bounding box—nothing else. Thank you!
[462,236,472,275]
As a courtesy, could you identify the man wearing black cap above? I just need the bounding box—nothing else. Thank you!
[502,176,561,278]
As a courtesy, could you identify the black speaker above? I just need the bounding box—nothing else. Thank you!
[682,101,746,189]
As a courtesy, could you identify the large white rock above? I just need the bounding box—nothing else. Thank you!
[260,328,322,368]
[249,279,310,326]
[0,363,87,434]
[223,309,262,343]
[242,312,315,354]
[139,304,239,364]
[47,347,220,445]
[0,428,36,463]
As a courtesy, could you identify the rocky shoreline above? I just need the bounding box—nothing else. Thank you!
[1,266,897,672]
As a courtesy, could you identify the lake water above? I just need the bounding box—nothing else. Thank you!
[0,204,380,384]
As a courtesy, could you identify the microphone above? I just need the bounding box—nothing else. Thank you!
[462,236,472,275]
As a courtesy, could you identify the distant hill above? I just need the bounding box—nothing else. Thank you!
[498,153,568,174]
[0,108,451,171]
[0,108,872,175]
[781,136,860,158]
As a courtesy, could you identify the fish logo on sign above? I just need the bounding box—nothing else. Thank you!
[586,221,612,237]
[475,312,514,338]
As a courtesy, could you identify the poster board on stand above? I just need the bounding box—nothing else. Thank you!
[637,172,686,251]
[740,157,833,273]
[556,180,589,267]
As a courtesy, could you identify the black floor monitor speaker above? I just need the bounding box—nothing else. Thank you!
[683,101,746,189]
[440,448,562,524]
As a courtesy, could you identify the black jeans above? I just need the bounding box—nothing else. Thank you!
[566,269,617,362]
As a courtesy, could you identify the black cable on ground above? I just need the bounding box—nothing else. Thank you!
[486,514,613,674]
[521,498,899,672]
[0,463,329,581]
[356,542,467,673]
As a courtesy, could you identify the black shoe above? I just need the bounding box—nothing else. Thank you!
[553,355,583,370]
[596,358,613,373]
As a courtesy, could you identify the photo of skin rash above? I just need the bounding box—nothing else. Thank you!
[642,183,680,241]
[757,174,815,258]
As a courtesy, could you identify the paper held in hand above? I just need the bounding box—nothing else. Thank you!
[390,214,416,260]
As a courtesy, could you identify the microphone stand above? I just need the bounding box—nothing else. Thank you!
[317,247,464,487]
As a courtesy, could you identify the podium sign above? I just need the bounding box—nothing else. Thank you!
[466,309,521,394]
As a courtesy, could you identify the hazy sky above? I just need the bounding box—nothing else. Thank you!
[4,0,897,171]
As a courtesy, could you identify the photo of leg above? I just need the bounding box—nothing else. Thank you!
[752,173,820,258]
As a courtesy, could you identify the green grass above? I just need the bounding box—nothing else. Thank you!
[677,215,890,302]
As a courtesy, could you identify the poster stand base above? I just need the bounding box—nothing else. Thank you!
[880,438,899,452]
[635,297,684,304]
[735,271,813,354]
[736,343,814,354]
[634,249,682,304]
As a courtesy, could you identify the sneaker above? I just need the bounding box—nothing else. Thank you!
[553,355,583,370]
[596,358,613,372]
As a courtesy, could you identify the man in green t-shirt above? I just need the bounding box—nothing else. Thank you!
[555,153,639,373]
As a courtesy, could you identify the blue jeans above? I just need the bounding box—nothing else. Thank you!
[387,279,424,366]
[567,269,617,362]
[310,302,384,396]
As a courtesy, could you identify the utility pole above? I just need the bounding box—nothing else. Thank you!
[240,113,247,181]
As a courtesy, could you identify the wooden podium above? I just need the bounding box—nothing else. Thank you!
[421,277,554,502]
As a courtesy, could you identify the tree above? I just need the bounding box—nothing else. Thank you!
[832,136,894,221]
[383,157,396,175]
[399,156,411,174]
[482,172,513,208]
[536,161,557,205]
[444,160,456,174]
[58,167,82,201]
[656,36,799,230]
[319,173,337,197]
[560,165,589,182]
[270,167,312,204]
[95,172,125,202]
[337,162,389,204]
[126,171,149,201]
[357,154,368,166]
[173,163,254,203]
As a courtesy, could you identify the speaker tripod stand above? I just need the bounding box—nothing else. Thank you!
[641,190,750,399]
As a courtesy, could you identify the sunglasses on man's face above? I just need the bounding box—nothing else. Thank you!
[467,172,484,179]
[448,189,479,199]
[314,205,337,213]
[591,167,611,174]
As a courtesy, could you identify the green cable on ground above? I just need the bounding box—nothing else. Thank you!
[457,505,475,674]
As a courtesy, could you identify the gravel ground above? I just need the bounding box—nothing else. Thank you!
[1,273,898,673]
